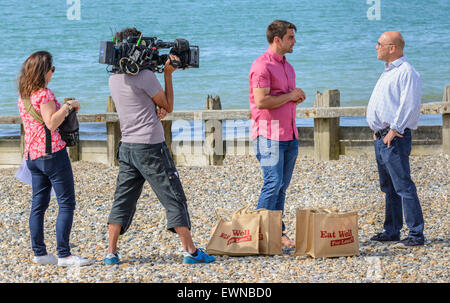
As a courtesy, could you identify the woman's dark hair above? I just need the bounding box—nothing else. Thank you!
[18,51,53,99]
[115,27,142,42]
[266,20,297,44]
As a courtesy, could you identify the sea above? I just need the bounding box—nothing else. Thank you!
[0,0,449,140]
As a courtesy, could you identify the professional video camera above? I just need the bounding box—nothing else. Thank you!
[98,34,199,74]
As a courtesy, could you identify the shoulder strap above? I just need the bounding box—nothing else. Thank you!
[22,97,52,155]
[22,97,44,125]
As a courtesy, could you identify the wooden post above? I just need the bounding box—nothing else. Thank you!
[313,89,340,161]
[443,85,450,154]
[204,95,224,165]
[66,140,80,162]
[162,119,173,157]
[106,96,121,166]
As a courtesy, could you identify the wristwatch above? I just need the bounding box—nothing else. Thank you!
[65,102,73,117]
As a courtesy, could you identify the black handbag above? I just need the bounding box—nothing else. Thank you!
[59,98,79,147]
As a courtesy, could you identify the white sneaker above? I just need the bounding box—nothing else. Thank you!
[58,255,91,267]
[33,253,58,265]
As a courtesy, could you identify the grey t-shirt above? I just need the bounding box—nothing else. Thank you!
[109,69,165,144]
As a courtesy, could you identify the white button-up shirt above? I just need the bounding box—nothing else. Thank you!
[366,56,422,134]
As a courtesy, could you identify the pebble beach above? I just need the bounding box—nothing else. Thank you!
[0,154,448,283]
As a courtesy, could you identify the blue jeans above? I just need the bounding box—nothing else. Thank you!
[254,136,298,232]
[374,130,424,241]
[26,148,76,258]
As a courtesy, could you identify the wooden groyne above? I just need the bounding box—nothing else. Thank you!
[0,86,449,168]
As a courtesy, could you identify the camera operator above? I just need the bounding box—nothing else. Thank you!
[104,27,215,265]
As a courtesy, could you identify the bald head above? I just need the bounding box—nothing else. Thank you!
[376,31,405,64]
[382,31,405,49]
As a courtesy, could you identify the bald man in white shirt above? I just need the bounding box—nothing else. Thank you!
[366,31,425,247]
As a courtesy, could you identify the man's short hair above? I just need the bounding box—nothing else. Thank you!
[396,36,405,49]
[266,20,297,44]
[115,27,142,42]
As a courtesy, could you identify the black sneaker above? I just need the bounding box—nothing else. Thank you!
[370,232,400,242]
[399,237,425,247]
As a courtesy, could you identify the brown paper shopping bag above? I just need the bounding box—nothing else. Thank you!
[294,208,359,258]
[206,208,260,256]
[233,206,282,255]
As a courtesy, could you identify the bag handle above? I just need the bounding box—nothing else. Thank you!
[214,208,231,221]
[213,208,221,220]
[234,205,252,215]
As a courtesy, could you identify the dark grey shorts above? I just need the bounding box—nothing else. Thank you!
[107,141,191,234]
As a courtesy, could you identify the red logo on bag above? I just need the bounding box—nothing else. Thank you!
[220,232,230,240]
[320,229,355,247]
[227,235,253,246]
[220,229,253,246]
[259,227,263,240]
[330,236,354,247]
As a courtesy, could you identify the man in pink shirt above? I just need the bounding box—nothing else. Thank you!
[249,20,306,247]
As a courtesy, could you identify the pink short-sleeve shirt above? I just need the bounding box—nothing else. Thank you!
[18,88,66,160]
[249,48,298,141]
